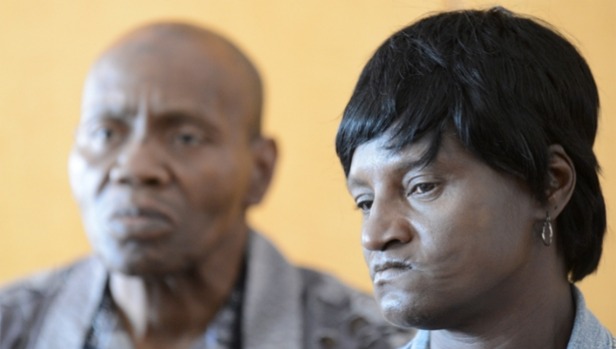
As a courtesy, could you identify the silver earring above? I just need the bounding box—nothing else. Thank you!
[541,212,553,246]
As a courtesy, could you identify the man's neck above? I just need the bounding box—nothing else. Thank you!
[109,231,248,348]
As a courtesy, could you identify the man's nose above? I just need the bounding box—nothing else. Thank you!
[362,201,414,251]
[109,136,171,187]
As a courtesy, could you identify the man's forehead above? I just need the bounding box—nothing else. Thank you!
[99,24,250,79]
[81,50,224,116]
[88,44,223,87]
[81,89,218,115]
[81,23,261,134]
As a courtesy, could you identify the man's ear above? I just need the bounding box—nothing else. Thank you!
[545,144,576,218]
[245,137,278,206]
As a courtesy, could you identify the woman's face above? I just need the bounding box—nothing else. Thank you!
[346,133,545,329]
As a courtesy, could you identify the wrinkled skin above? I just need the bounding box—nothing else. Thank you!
[346,133,576,349]
[69,27,270,277]
[68,24,276,346]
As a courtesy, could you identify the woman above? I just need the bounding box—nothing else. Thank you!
[335,7,614,349]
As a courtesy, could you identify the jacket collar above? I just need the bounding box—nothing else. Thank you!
[35,232,304,349]
[567,286,614,348]
[36,257,107,349]
[406,285,614,349]
[242,232,303,348]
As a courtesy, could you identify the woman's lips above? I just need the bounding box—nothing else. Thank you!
[372,260,414,285]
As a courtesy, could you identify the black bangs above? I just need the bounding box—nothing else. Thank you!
[336,33,455,176]
[334,7,604,281]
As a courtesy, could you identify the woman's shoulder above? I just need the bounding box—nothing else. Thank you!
[399,330,430,349]
[567,286,615,349]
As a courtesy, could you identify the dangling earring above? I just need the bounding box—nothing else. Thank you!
[541,212,553,246]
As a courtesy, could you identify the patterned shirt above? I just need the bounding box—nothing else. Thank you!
[83,271,244,349]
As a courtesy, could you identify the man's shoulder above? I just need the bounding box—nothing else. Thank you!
[0,258,93,346]
[0,258,94,305]
[1,266,66,309]
[298,267,414,348]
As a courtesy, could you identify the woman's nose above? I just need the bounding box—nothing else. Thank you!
[362,201,414,251]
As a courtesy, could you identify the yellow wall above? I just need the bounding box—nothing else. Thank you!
[1,0,614,332]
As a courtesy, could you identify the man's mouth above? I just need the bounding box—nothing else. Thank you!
[108,206,174,241]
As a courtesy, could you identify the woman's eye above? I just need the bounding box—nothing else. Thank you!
[411,182,438,195]
[177,133,197,144]
[356,200,373,212]
[174,132,203,146]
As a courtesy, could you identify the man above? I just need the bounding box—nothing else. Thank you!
[0,22,410,348]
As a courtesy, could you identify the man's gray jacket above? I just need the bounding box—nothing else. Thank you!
[0,232,411,349]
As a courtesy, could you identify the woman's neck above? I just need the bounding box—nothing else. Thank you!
[431,259,575,349]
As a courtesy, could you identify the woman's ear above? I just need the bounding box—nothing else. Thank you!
[545,144,576,219]
[244,137,278,206]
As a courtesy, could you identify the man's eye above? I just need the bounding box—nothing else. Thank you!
[85,125,119,147]
[76,122,123,153]
[81,118,125,144]
[93,127,114,141]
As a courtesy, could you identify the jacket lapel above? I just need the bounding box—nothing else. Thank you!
[242,232,303,348]
[35,257,107,349]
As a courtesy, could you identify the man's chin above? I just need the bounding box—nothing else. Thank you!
[99,255,183,277]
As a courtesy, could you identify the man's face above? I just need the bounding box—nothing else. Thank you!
[69,40,258,275]
[346,134,544,329]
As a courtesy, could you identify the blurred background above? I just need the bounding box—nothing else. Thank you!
[1,0,614,331]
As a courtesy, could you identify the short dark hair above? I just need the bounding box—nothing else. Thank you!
[335,7,605,282]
